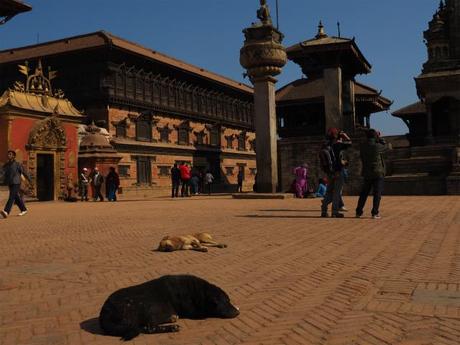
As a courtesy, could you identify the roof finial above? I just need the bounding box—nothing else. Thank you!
[316,20,327,39]
[439,0,445,10]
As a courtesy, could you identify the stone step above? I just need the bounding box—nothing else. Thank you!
[384,174,446,195]
[391,156,451,175]
[409,145,454,158]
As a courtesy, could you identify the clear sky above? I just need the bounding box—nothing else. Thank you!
[0,0,438,135]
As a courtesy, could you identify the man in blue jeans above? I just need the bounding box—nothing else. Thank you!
[355,129,387,219]
[1,150,30,218]
[321,128,352,218]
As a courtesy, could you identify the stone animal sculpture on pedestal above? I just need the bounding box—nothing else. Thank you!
[99,275,239,341]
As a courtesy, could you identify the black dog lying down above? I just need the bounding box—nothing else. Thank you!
[99,274,239,341]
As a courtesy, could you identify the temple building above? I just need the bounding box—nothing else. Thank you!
[0,60,84,200]
[276,23,391,194]
[387,0,460,195]
[0,31,257,197]
[393,0,460,146]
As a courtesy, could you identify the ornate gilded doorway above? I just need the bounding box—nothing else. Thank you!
[26,116,67,200]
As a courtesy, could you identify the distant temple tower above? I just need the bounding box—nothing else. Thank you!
[394,0,460,145]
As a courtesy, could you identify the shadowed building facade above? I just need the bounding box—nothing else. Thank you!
[0,32,257,197]
[388,0,460,195]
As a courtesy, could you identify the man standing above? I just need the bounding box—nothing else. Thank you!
[79,168,90,201]
[92,167,104,202]
[170,163,181,198]
[237,169,244,193]
[205,171,214,195]
[1,150,30,218]
[105,167,120,202]
[320,128,352,218]
[355,129,387,219]
[179,162,191,197]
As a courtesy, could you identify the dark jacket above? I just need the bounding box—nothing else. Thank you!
[2,160,28,185]
[171,167,181,182]
[92,172,104,187]
[332,141,352,172]
[106,171,120,188]
[360,138,387,179]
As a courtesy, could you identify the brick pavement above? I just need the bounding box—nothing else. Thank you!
[0,195,459,345]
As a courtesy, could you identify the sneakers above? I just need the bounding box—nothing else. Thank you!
[1,210,8,219]
[372,214,381,219]
[18,210,28,216]
[339,206,348,212]
[355,211,363,218]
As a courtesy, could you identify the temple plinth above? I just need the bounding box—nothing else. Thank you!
[240,1,287,193]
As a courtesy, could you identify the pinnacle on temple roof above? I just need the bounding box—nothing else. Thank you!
[315,21,328,39]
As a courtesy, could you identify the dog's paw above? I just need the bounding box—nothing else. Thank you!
[218,244,227,248]
[168,314,179,323]
[170,324,180,332]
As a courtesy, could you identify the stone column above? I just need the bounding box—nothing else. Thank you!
[342,78,356,132]
[253,76,278,192]
[324,67,343,131]
[240,3,287,193]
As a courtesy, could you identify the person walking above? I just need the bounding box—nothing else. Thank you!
[105,167,120,202]
[170,163,181,198]
[1,150,30,218]
[179,162,191,197]
[205,171,214,195]
[92,167,104,202]
[293,164,308,198]
[237,170,244,193]
[355,129,387,219]
[320,128,352,218]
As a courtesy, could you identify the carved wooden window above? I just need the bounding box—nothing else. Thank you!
[116,123,127,138]
[161,80,168,105]
[225,167,234,176]
[136,74,143,100]
[249,139,256,152]
[118,165,130,177]
[136,156,151,185]
[136,115,152,142]
[194,130,206,145]
[225,135,234,149]
[159,125,171,143]
[126,72,134,99]
[210,127,220,146]
[153,77,161,104]
[238,132,247,151]
[177,121,191,146]
[116,70,124,96]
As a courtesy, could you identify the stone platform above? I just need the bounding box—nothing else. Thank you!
[1,196,460,345]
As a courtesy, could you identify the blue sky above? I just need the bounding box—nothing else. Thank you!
[0,1,438,135]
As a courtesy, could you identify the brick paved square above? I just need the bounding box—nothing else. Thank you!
[1,196,460,345]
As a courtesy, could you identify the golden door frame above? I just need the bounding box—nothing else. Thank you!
[26,116,67,200]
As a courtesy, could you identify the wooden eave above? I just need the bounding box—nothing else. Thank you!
[0,0,31,17]
[0,31,253,95]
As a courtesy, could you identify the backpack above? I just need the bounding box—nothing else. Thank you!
[319,143,336,174]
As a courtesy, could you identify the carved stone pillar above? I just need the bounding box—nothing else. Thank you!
[240,2,287,193]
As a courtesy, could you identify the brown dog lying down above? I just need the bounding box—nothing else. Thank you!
[99,274,239,341]
[157,232,227,252]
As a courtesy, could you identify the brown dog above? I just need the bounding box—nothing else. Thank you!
[157,233,227,252]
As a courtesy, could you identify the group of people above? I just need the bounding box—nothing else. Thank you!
[318,127,386,219]
[170,162,216,197]
[78,167,120,202]
[291,126,386,219]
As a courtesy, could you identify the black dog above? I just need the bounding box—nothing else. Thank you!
[99,274,240,341]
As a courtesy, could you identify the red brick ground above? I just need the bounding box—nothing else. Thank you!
[0,195,460,345]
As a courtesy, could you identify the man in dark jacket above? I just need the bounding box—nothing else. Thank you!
[355,129,387,219]
[1,150,30,218]
[321,128,352,218]
[92,167,104,202]
[170,163,181,198]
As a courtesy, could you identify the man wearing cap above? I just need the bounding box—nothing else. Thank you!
[79,167,90,201]
[91,167,104,202]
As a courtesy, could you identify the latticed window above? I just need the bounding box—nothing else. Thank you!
[238,132,247,151]
[177,122,191,145]
[195,131,206,145]
[118,165,130,177]
[226,136,234,149]
[116,123,126,138]
[136,116,152,142]
[158,166,170,177]
[159,126,171,143]
[210,127,220,146]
